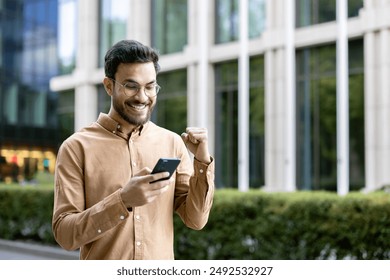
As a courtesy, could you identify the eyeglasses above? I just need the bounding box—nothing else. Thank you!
[109,78,161,97]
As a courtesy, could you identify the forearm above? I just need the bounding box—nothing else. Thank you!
[175,158,215,230]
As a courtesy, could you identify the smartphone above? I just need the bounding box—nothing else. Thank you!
[150,158,181,183]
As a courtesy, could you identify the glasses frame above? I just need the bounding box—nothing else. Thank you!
[109,78,161,97]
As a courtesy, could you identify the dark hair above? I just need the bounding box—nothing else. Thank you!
[104,40,160,79]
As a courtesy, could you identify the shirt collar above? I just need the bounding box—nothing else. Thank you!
[96,113,148,139]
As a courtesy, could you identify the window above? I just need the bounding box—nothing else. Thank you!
[97,85,111,116]
[151,0,188,55]
[58,0,77,74]
[216,0,265,43]
[98,0,129,67]
[296,45,337,191]
[296,0,336,28]
[152,70,187,134]
[249,0,266,39]
[296,40,365,191]
[249,56,265,187]
[296,0,364,28]
[348,39,365,190]
[0,0,60,151]
[215,0,239,44]
[57,90,75,143]
[215,61,238,188]
[348,0,364,18]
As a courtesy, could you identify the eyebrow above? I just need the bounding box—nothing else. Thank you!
[123,79,157,85]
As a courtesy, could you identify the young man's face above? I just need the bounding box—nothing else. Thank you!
[110,62,158,127]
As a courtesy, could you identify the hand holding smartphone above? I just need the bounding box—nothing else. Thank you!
[150,158,181,183]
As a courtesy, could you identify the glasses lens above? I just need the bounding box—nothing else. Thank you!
[121,82,160,97]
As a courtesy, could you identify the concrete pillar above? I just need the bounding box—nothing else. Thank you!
[238,0,249,191]
[336,0,349,195]
[128,0,151,44]
[74,0,99,131]
[284,0,296,192]
[264,0,295,192]
[362,1,390,191]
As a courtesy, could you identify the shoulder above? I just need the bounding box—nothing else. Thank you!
[146,122,183,141]
[58,122,105,153]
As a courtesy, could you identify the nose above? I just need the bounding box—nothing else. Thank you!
[133,87,149,102]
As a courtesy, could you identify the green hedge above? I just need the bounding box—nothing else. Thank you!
[174,190,390,260]
[0,187,55,244]
[1,187,389,259]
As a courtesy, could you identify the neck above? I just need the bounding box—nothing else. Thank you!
[108,110,139,136]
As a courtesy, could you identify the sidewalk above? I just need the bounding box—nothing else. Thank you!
[0,239,79,260]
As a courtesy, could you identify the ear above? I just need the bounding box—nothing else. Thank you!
[103,77,113,96]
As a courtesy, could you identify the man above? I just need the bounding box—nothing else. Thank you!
[52,40,214,260]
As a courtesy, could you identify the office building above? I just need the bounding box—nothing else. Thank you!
[0,0,59,181]
[3,0,389,194]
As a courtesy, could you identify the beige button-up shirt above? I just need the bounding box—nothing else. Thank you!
[52,113,214,260]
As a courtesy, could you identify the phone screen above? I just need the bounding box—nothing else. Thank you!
[150,158,181,183]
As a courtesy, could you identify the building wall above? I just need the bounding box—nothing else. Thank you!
[49,0,390,193]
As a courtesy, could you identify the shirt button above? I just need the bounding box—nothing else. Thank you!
[132,162,137,167]
[112,131,116,134]
[120,215,125,220]
[199,169,204,173]
[135,215,140,220]
[97,229,102,233]
[136,241,141,246]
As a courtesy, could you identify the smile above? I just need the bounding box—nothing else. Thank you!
[129,103,148,111]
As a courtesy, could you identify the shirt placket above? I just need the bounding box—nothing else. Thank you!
[128,135,144,259]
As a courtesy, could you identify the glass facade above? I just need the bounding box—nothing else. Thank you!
[98,0,129,67]
[215,0,239,44]
[249,0,265,39]
[98,85,111,116]
[249,56,265,188]
[152,70,187,134]
[214,57,265,189]
[0,0,60,181]
[215,0,266,43]
[296,0,336,27]
[215,61,238,188]
[296,44,338,190]
[348,0,364,17]
[296,0,364,27]
[0,0,370,192]
[348,39,365,190]
[58,0,77,74]
[151,0,187,55]
[57,89,75,143]
[296,39,365,191]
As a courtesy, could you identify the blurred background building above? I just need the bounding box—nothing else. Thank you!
[2,0,389,194]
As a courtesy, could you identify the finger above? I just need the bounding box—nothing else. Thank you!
[185,129,208,143]
[147,171,170,184]
[186,127,208,135]
[150,184,170,196]
[181,132,198,145]
[185,128,206,144]
[186,127,206,132]
[181,132,188,142]
[134,167,152,176]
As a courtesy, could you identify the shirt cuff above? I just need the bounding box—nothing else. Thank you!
[193,157,214,181]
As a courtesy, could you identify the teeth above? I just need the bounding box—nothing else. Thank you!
[130,104,146,110]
